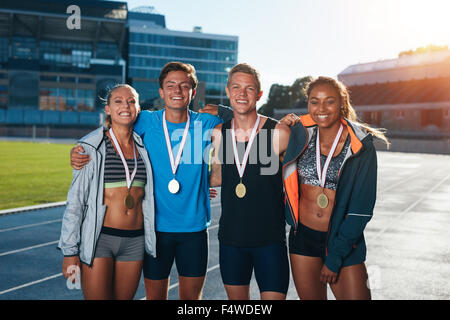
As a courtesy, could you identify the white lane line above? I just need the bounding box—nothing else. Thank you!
[370,172,450,242]
[0,240,58,257]
[0,273,62,296]
[1,226,217,258]
[0,202,219,231]
[379,171,423,194]
[0,200,212,298]
[0,219,62,233]
[0,207,219,259]
[0,201,66,216]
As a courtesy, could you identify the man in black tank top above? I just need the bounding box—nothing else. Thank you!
[209,63,291,300]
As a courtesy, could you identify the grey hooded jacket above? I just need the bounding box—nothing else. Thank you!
[58,127,156,266]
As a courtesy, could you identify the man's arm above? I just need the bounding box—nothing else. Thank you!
[273,123,291,163]
[199,104,234,123]
[70,145,90,170]
[209,124,223,187]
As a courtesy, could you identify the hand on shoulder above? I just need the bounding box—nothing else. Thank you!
[273,122,291,161]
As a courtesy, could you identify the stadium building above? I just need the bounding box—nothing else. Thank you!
[127,6,238,110]
[274,50,450,153]
[0,0,128,138]
[0,1,239,139]
[338,50,450,139]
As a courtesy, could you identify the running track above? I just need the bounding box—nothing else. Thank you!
[1,151,449,300]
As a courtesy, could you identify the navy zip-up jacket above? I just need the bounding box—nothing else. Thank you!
[282,114,378,273]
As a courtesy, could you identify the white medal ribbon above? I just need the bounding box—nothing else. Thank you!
[109,128,137,191]
[230,115,261,179]
[316,124,343,188]
[162,110,190,178]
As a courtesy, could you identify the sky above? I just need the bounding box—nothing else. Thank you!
[120,0,450,105]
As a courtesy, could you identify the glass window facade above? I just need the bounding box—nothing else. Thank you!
[130,33,237,51]
[12,36,37,60]
[129,56,234,73]
[96,42,119,60]
[0,1,127,130]
[131,80,161,107]
[40,40,92,69]
[9,72,39,108]
[0,37,8,63]
[128,29,238,106]
[39,87,94,112]
[0,84,8,108]
[77,89,95,112]
[129,44,236,62]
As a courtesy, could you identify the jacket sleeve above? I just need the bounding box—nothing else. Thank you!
[58,154,93,257]
[325,141,377,273]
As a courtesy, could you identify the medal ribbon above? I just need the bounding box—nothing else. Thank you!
[109,128,137,191]
[162,110,190,177]
[316,124,343,188]
[230,115,261,179]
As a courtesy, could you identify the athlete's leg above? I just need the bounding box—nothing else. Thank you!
[81,258,114,300]
[178,276,206,300]
[224,284,251,300]
[253,243,289,300]
[111,234,145,300]
[114,260,143,300]
[290,254,327,300]
[219,243,253,300]
[144,278,170,300]
[175,230,209,300]
[330,263,371,300]
[143,232,176,300]
[260,291,286,300]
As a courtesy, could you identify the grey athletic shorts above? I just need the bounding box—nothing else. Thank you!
[94,226,145,262]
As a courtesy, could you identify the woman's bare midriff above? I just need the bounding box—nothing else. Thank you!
[103,186,144,230]
[298,184,336,232]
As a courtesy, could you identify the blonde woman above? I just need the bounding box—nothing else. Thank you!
[58,84,156,300]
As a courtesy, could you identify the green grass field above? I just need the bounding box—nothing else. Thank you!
[0,141,74,210]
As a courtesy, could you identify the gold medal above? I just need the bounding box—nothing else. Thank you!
[125,192,134,209]
[231,115,260,201]
[235,183,246,198]
[109,128,138,212]
[317,192,329,209]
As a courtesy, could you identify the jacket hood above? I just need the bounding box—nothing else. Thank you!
[299,114,370,155]
[78,126,144,150]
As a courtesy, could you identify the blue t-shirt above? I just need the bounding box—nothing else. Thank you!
[134,109,222,232]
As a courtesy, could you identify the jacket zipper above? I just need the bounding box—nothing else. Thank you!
[324,144,363,257]
[89,147,103,267]
[282,126,310,233]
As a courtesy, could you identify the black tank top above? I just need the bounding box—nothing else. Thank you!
[218,117,286,247]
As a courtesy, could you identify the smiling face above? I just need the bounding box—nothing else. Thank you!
[225,72,263,115]
[308,83,342,130]
[159,71,196,111]
[105,86,140,127]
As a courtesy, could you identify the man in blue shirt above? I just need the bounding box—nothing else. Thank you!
[70,62,232,300]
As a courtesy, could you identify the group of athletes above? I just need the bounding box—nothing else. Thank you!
[58,61,389,300]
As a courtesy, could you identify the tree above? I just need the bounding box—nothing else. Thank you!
[399,44,448,57]
[259,76,312,117]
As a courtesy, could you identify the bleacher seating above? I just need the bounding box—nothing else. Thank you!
[0,109,5,123]
[0,108,101,127]
[348,77,450,106]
